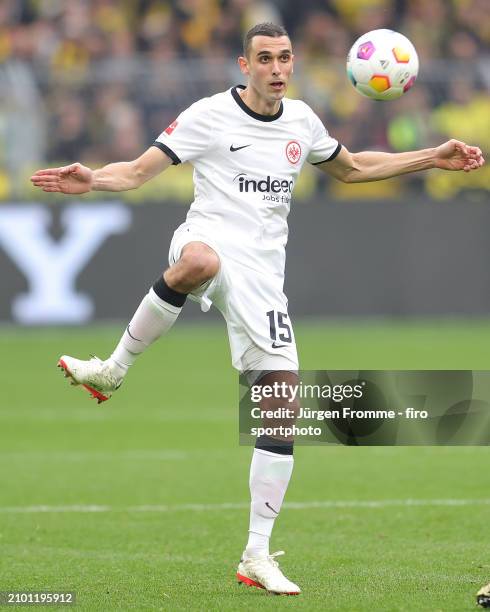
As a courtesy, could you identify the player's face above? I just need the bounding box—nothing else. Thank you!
[239,36,294,104]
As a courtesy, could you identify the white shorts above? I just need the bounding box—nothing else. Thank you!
[168,223,299,373]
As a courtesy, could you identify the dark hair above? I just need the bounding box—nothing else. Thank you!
[243,22,289,57]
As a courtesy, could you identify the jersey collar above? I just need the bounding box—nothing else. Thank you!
[231,85,283,122]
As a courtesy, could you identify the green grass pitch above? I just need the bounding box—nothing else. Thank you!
[1,320,490,610]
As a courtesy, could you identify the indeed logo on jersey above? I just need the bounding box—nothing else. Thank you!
[233,173,294,194]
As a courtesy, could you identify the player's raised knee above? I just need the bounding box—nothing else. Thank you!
[179,243,220,283]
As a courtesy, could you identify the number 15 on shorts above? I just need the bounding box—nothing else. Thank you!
[266,310,292,348]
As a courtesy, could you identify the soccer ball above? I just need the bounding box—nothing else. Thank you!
[346,29,419,101]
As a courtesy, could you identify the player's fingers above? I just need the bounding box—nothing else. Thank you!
[30,168,63,178]
[42,186,61,192]
[31,177,59,186]
[455,141,475,158]
[466,145,482,157]
[35,182,59,189]
[31,174,58,181]
[472,157,484,168]
[31,168,58,175]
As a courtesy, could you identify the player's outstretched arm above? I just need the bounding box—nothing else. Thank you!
[319,139,485,184]
[30,147,173,194]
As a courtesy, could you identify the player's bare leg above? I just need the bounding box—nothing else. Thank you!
[58,242,219,402]
[237,370,301,595]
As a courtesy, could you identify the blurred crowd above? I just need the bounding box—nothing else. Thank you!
[0,0,488,200]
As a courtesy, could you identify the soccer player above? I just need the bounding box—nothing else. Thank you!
[31,23,485,595]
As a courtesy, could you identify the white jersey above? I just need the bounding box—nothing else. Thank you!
[154,85,340,277]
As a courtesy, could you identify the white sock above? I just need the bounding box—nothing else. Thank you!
[109,288,183,370]
[245,449,294,559]
[245,532,270,559]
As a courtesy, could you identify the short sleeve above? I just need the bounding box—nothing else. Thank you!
[307,110,342,165]
[153,99,213,165]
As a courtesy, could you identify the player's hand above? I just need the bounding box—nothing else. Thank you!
[30,163,94,194]
[434,139,485,172]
